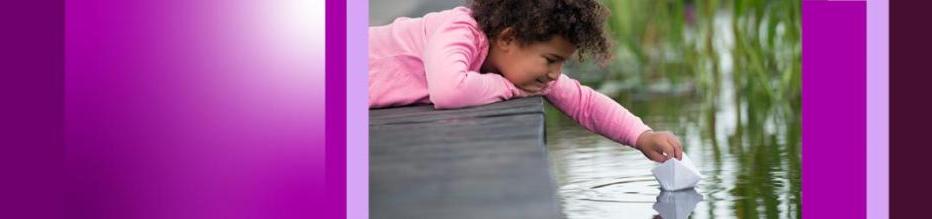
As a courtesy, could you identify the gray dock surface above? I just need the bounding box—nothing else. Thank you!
[369,96,562,219]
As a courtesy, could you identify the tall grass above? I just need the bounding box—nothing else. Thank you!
[574,0,800,111]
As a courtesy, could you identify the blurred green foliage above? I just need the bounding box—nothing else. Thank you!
[571,0,800,111]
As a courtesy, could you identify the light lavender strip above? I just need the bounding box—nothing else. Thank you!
[347,0,369,218]
[867,0,889,218]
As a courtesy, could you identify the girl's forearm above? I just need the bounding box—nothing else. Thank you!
[545,74,652,146]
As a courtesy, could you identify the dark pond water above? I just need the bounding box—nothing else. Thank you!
[545,72,801,219]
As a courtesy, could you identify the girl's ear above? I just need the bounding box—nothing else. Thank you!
[495,27,517,51]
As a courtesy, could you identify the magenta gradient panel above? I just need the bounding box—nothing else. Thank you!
[65,0,325,218]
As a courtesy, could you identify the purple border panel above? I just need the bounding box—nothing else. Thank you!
[326,0,348,218]
[803,1,867,218]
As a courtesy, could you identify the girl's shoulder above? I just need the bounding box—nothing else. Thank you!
[423,6,477,26]
[421,6,486,43]
[427,6,472,18]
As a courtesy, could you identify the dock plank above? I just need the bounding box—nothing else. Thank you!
[369,96,545,126]
[369,96,562,219]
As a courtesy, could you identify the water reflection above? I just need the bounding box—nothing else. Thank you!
[654,189,704,219]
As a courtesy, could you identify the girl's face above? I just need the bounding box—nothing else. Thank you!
[482,29,577,93]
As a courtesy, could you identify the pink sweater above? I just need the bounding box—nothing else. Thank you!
[368,7,651,146]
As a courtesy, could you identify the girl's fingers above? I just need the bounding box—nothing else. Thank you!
[659,142,675,161]
[644,149,668,163]
[674,135,684,160]
[667,137,683,160]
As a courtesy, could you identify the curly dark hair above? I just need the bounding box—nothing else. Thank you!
[470,0,613,63]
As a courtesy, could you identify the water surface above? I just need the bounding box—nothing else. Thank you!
[545,76,801,219]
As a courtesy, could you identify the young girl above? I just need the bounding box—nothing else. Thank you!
[369,0,684,162]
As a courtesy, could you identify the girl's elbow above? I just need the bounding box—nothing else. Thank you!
[428,89,468,109]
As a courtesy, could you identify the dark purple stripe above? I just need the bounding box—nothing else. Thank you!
[890,1,932,218]
[0,0,65,218]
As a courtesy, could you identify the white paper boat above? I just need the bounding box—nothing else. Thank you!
[651,153,704,191]
[652,188,704,219]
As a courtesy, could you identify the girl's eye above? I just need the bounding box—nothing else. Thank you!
[545,58,555,64]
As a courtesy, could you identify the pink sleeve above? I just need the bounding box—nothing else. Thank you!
[422,17,526,109]
[544,74,652,147]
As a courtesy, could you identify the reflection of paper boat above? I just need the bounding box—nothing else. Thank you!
[652,189,704,219]
[651,153,704,191]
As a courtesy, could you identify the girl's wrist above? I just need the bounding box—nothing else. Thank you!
[634,130,654,149]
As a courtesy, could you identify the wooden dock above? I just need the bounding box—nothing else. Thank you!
[369,96,562,218]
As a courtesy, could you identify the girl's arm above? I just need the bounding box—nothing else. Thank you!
[422,18,528,109]
[544,74,652,147]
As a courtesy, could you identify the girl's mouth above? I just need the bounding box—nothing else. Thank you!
[536,78,549,86]
[529,81,548,92]
[521,82,544,93]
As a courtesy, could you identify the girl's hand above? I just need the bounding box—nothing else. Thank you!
[635,131,684,162]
